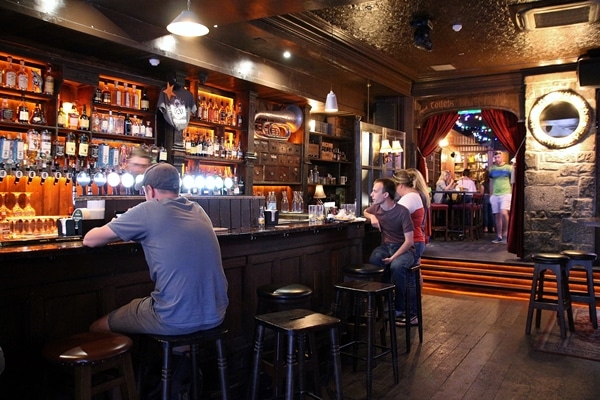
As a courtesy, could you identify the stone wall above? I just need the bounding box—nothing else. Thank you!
[524,71,597,254]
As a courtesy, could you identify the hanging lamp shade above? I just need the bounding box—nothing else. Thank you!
[324,90,338,112]
[167,0,209,37]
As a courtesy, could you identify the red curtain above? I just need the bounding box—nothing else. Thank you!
[417,112,459,239]
[481,109,525,257]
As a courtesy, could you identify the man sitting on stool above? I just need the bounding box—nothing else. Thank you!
[364,178,417,326]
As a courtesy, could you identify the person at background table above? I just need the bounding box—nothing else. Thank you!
[364,178,417,326]
[394,170,426,261]
[489,151,512,244]
[433,170,456,204]
[83,162,229,335]
[455,168,478,202]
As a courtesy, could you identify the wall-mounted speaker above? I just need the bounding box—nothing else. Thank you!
[577,57,600,87]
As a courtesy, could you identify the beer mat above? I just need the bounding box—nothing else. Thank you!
[212,227,229,232]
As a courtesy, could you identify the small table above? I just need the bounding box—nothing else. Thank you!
[431,190,477,239]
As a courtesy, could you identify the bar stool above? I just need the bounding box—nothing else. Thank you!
[248,309,343,400]
[430,203,449,241]
[42,331,138,400]
[146,324,229,400]
[343,263,385,282]
[256,283,313,314]
[561,250,598,329]
[332,281,398,399]
[402,263,424,353]
[526,253,574,339]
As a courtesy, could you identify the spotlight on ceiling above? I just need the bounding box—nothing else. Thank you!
[411,17,433,51]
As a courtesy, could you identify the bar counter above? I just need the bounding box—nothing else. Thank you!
[0,220,364,395]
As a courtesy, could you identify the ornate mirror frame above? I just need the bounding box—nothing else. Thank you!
[528,89,593,149]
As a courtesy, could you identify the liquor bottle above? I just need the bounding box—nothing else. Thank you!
[11,133,24,165]
[57,101,67,128]
[30,103,43,125]
[40,129,52,161]
[65,131,77,158]
[93,85,103,104]
[112,80,122,107]
[17,97,29,124]
[17,60,29,91]
[132,84,140,109]
[78,132,89,158]
[1,134,12,163]
[114,112,124,135]
[211,99,219,123]
[123,82,131,108]
[98,141,110,168]
[79,104,89,131]
[52,135,65,160]
[219,102,226,124]
[131,116,140,136]
[158,146,168,162]
[90,107,101,132]
[4,56,16,88]
[144,121,153,138]
[140,90,150,111]
[43,64,54,95]
[101,82,111,105]
[1,98,14,122]
[236,103,243,127]
[26,129,40,163]
[266,191,277,210]
[68,104,79,130]
[31,69,42,93]
[236,140,243,160]
[107,110,115,134]
[202,98,209,120]
[124,114,132,135]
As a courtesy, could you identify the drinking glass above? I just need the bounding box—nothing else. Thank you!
[346,203,356,218]
[315,204,324,223]
[308,205,317,224]
[11,192,24,217]
[23,192,36,217]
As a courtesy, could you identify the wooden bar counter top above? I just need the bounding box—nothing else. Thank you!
[0,220,365,396]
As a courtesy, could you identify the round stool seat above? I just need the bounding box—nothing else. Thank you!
[560,250,597,261]
[531,253,569,265]
[343,264,385,277]
[430,203,448,209]
[43,332,133,365]
[257,283,313,301]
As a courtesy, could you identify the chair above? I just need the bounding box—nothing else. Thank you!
[332,281,398,399]
[430,203,449,241]
[42,331,138,400]
[146,324,229,400]
[403,263,424,353]
[561,250,598,329]
[248,309,343,400]
[526,253,574,339]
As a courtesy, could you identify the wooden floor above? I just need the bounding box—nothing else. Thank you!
[332,290,600,400]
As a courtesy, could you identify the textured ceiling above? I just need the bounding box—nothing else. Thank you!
[0,0,599,105]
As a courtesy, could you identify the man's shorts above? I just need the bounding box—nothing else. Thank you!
[490,194,512,214]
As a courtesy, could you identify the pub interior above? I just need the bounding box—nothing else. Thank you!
[1,0,600,398]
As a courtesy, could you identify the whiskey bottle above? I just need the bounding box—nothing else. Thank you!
[3,56,17,88]
[219,102,226,124]
[123,82,131,108]
[1,98,14,122]
[43,64,54,95]
[101,82,111,105]
[236,103,243,128]
[112,80,122,107]
[90,107,101,132]
[79,104,90,131]
[30,103,43,125]
[68,104,79,130]
[140,90,150,111]
[65,131,77,158]
[17,60,29,91]
[132,84,140,109]
[124,114,132,135]
[17,97,29,124]
[78,132,89,158]
[57,101,67,128]
[26,129,40,163]
[40,129,52,161]
[93,85,103,104]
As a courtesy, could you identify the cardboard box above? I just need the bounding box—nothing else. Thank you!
[308,143,320,158]
[321,142,334,160]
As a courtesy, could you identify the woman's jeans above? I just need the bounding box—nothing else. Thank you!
[369,243,416,316]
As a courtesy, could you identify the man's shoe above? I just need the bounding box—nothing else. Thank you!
[492,237,503,244]
[395,315,418,326]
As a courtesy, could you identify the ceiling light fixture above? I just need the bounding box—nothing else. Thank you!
[167,0,209,37]
[324,14,338,112]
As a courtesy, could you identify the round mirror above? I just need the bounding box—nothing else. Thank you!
[528,90,592,149]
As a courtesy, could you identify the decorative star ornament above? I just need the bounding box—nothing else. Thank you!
[162,82,176,100]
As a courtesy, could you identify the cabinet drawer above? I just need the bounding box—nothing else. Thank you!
[253,165,264,181]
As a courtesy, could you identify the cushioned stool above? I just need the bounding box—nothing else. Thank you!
[343,263,385,282]
[248,309,343,400]
[256,283,313,314]
[147,324,229,400]
[401,263,424,353]
[430,203,449,241]
[332,281,398,399]
[561,250,598,329]
[526,253,574,339]
[42,331,137,400]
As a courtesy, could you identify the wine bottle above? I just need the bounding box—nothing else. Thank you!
[43,64,54,95]
[140,90,150,111]
[79,104,89,131]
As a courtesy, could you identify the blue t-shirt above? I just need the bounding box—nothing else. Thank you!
[108,197,228,330]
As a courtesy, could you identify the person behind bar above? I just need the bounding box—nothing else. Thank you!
[489,151,512,244]
[127,146,153,177]
[83,162,229,335]
[364,178,417,326]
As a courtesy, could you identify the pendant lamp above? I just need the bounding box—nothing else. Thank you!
[167,0,209,37]
[324,16,338,112]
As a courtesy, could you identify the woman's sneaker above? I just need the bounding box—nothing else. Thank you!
[395,315,418,326]
[492,237,504,244]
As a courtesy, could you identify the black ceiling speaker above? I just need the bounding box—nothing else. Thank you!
[411,17,433,51]
[577,56,600,87]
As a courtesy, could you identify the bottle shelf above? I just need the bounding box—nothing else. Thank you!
[0,120,54,132]
[308,131,352,141]
[0,87,54,102]
[91,103,154,118]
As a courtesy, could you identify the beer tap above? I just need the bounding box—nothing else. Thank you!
[13,167,23,185]
[52,165,62,186]
[0,164,6,183]
[39,165,49,185]
[26,167,36,185]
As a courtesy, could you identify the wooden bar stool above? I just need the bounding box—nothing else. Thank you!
[256,283,313,314]
[343,263,385,282]
[561,250,598,329]
[402,263,424,353]
[430,203,449,241]
[332,281,398,399]
[42,331,138,400]
[248,309,343,400]
[526,253,574,339]
[146,324,229,400]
